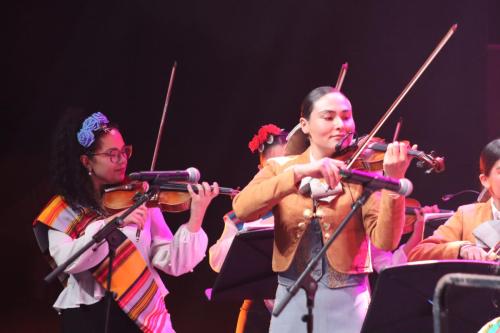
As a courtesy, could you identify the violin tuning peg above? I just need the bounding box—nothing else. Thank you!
[434,157,445,173]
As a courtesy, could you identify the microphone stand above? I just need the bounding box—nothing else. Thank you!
[45,186,160,333]
[272,186,375,333]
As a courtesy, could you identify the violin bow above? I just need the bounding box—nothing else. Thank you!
[392,117,403,142]
[335,62,349,90]
[134,61,176,240]
[150,61,178,171]
[346,24,457,170]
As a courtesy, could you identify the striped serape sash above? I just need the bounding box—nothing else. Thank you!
[225,210,273,232]
[224,210,245,231]
[34,195,172,332]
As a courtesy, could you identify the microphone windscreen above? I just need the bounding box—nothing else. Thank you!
[399,178,413,197]
[186,167,201,183]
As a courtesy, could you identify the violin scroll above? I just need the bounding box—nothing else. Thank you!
[367,141,445,174]
[344,136,446,174]
[415,150,445,174]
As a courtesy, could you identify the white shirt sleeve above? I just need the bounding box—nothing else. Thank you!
[208,217,239,273]
[390,244,408,265]
[149,208,208,276]
[48,219,110,274]
[371,242,409,273]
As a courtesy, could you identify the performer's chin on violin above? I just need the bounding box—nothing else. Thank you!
[290,88,415,191]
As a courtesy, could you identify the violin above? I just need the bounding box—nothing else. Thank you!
[402,197,424,234]
[339,135,445,174]
[402,197,453,234]
[102,181,239,213]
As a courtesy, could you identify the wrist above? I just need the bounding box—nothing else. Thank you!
[383,168,404,179]
[188,206,206,231]
[190,204,207,219]
[407,232,423,244]
[458,244,474,259]
[386,173,404,180]
[186,219,202,232]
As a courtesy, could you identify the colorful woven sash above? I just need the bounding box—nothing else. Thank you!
[34,195,172,332]
[224,210,245,231]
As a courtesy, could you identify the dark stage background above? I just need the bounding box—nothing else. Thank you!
[3,1,500,332]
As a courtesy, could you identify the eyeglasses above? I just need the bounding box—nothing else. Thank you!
[89,145,133,164]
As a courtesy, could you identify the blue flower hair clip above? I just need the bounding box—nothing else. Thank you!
[77,112,110,148]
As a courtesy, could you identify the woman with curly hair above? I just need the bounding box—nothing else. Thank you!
[34,108,219,333]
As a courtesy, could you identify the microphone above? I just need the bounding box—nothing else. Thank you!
[129,168,200,242]
[441,189,480,202]
[339,169,413,196]
[301,168,413,198]
[128,167,200,184]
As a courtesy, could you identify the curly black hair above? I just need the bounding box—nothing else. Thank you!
[50,107,118,211]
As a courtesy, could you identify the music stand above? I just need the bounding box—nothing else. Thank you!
[361,260,500,333]
[424,216,451,238]
[211,228,277,301]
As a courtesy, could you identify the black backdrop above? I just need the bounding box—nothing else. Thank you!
[3,0,500,331]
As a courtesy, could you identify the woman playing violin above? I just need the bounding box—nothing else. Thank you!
[409,138,500,262]
[33,109,219,333]
[232,86,414,332]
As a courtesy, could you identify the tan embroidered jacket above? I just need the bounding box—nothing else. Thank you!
[232,148,405,274]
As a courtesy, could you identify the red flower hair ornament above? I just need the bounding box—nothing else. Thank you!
[248,124,285,153]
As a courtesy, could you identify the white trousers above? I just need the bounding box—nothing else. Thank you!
[270,279,370,333]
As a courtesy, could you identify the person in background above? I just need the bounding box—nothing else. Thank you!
[209,124,287,333]
[408,138,500,262]
[371,200,442,272]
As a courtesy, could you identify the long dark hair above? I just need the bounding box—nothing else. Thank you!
[300,86,340,119]
[50,107,118,210]
[480,138,500,176]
